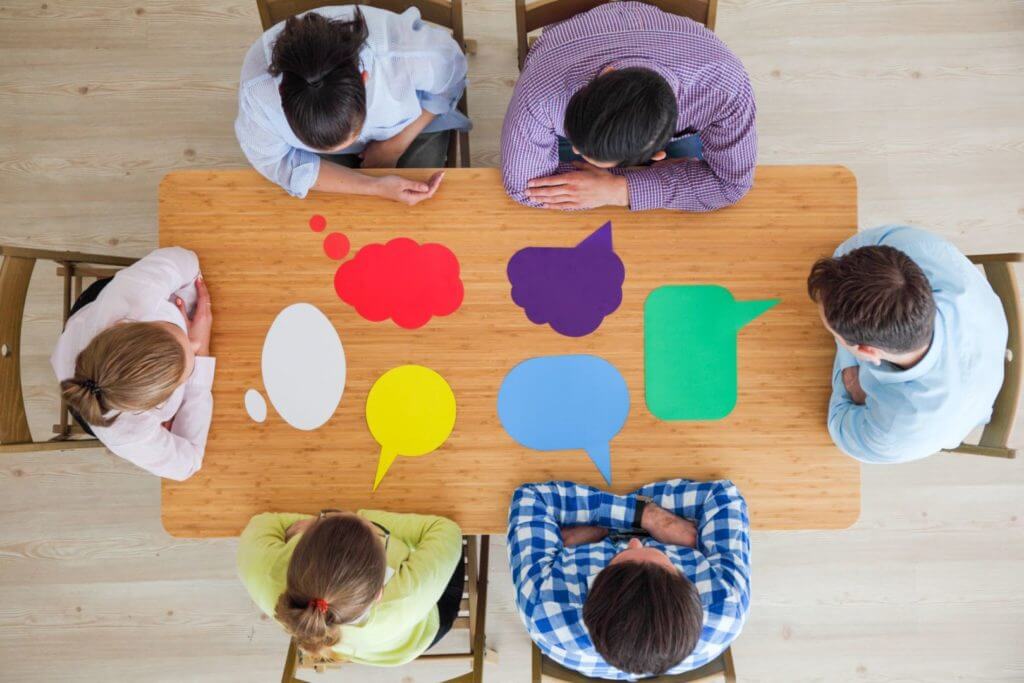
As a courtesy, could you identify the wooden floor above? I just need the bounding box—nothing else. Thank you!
[1,0,1022,680]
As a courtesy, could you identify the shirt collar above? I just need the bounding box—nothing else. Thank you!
[598,57,681,96]
[866,312,944,385]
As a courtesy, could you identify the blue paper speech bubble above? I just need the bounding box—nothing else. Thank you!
[497,354,630,484]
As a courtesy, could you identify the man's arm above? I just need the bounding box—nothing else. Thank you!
[500,84,561,208]
[637,479,751,607]
[619,80,757,211]
[507,482,636,615]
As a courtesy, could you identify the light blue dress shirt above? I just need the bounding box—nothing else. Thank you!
[827,226,1008,464]
[235,5,470,198]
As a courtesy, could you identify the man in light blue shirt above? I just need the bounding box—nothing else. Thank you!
[235,5,469,203]
[807,226,1007,463]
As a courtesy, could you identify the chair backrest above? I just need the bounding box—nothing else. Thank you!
[954,253,1022,458]
[256,0,464,47]
[532,642,735,682]
[515,0,718,70]
[0,245,135,452]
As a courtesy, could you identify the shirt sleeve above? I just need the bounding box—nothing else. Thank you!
[500,83,560,208]
[621,79,757,212]
[235,84,321,199]
[635,479,751,609]
[399,12,468,117]
[506,482,636,615]
[237,512,313,615]
[827,361,929,464]
[360,510,463,617]
[98,247,199,319]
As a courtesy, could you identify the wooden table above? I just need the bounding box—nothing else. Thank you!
[159,166,860,537]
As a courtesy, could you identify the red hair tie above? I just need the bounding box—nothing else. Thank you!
[311,598,330,615]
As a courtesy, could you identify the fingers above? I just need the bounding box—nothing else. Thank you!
[401,178,432,194]
[426,171,445,193]
[527,175,571,189]
[540,201,584,210]
[174,296,188,316]
[195,275,210,305]
[527,186,575,200]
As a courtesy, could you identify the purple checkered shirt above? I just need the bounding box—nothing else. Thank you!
[500,1,758,212]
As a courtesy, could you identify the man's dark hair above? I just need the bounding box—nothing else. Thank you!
[583,561,703,676]
[269,10,368,150]
[807,245,936,353]
[564,67,678,166]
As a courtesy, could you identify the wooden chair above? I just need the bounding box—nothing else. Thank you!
[0,245,137,454]
[515,0,719,71]
[949,252,1022,459]
[255,0,473,168]
[281,535,491,683]
[532,643,736,682]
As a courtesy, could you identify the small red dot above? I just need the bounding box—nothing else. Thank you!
[309,214,327,232]
[323,232,350,261]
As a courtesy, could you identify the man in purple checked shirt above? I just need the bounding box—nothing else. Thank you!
[501,1,757,212]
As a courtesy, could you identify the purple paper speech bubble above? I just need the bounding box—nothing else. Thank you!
[507,222,626,337]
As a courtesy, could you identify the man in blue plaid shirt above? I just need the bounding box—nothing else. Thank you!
[507,479,750,680]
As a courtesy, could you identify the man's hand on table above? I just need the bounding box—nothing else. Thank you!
[525,162,629,210]
[641,502,698,548]
[560,525,609,547]
[842,366,867,405]
[373,171,444,206]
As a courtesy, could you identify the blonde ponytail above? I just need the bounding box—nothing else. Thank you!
[61,322,186,428]
[275,514,387,659]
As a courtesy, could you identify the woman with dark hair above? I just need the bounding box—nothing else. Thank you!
[237,509,464,666]
[235,5,469,204]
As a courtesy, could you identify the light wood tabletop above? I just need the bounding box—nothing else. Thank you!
[159,166,859,537]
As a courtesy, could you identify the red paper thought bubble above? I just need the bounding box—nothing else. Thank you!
[334,238,464,329]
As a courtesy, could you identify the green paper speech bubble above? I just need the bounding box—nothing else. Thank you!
[644,285,779,421]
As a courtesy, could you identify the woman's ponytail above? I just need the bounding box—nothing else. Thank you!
[60,376,112,428]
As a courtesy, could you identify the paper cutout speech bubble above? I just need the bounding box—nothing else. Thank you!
[507,222,625,337]
[259,303,346,430]
[366,365,456,491]
[497,355,630,484]
[334,238,464,330]
[645,285,779,421]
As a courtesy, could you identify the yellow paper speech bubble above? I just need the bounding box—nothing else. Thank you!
[366,365,456,491]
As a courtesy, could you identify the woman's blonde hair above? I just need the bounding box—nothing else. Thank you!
[275,514,387,660]
[60,322,186,428]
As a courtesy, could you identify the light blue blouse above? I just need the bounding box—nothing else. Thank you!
[234,5,470,197]
[827,226,1008,463]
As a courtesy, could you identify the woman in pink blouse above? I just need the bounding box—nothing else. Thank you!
[51,247,214,480]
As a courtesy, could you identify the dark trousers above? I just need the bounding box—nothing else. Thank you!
[428,542,467,649]
[322,130,451,169]
[66,277,113,437]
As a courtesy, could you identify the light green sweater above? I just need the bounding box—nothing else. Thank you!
[237,510,462,667]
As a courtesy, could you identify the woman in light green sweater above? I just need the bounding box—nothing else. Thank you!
[237,508,463,666]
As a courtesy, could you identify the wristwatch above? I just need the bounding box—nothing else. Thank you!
[632,495,653,530]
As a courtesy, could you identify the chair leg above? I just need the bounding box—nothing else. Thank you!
[721,646,737,683]
[281,638,306,683]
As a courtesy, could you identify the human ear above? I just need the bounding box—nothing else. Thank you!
[361,70,369,84]
[651,150,667,161]
[857,345,884,365]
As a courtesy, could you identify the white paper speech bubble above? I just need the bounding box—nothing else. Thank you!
[261,303,346,430]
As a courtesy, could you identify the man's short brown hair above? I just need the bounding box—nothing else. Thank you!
[583,561,703,675]
[807,245,936,353]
